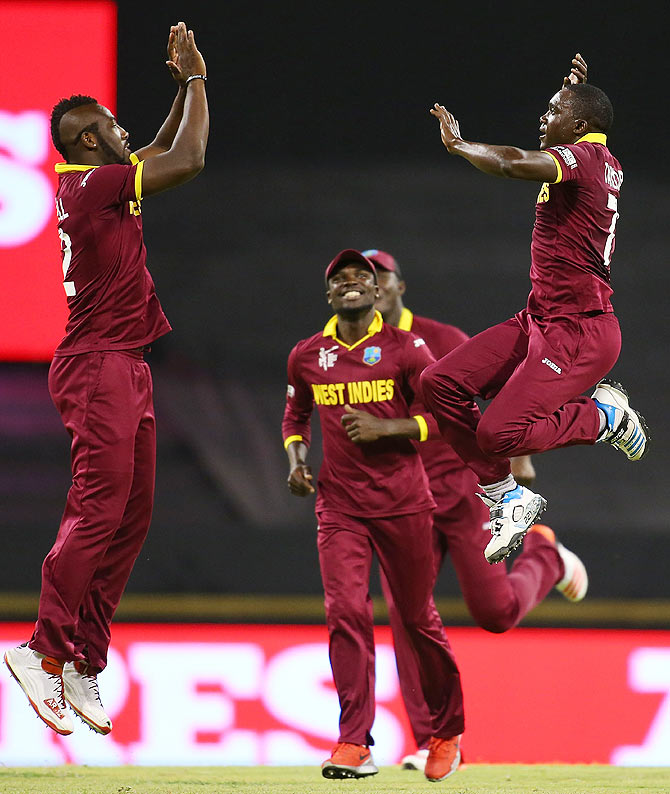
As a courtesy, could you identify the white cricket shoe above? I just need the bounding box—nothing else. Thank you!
[555,542,589,602]
[4,643,73,735]
[592,378,649,461]
[484,485,547,564]
[401,747,428,771]
[63,661,113,734]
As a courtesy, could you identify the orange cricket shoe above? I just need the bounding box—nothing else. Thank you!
[321,742,379,779]
[530,524,588,602]
[424,735,461,782]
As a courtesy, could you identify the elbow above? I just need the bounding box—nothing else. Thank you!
[499,158,523,179]
[174,154,205,184]
[186,152,206,178]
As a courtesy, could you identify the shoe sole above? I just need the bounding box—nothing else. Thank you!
[425,749,461,782]
[4,653,73,736]
[486,496,547,564]
[597,378,650,461]
[322,765,379,779]
[65,697,112,734]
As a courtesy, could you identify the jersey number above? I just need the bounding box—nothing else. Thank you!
[603,193,619,270]
[58,227,76,297]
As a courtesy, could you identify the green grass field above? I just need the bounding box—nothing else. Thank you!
[0,765,667,794]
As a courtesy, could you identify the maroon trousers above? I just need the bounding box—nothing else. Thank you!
[420,310,622,484]
[30,350,156,672]
[317,509,464,745]
[381,492,561,749]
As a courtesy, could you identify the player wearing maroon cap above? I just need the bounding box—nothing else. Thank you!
[422,54,648,565]
[4,23,208,736]
[362,248,588,770]
[283,249,463,782]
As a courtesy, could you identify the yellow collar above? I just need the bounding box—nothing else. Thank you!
[54,163,98,173]
[575,132,607,145]
[322,310,383,350]
[397,307,414,332]
[55,153,139,173]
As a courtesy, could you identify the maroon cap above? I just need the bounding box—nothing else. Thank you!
[361,249,399,274]
[325,249,378,284]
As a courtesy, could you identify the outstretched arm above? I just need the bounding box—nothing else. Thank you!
[429,53,588,182]
[429,104,558,182]
[139,21,209,196]
[132,27,187,161]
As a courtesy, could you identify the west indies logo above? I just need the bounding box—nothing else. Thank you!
[363,346,381,366]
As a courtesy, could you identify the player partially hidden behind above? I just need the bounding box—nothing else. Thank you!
[4,22,208,736]
[422,54,648,565]
[362,248,588,771]
[283,250,464,782]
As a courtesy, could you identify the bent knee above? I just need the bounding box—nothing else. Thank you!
[476,419,523,458]
[472,610,516,634]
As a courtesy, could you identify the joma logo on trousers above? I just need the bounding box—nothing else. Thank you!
[541,357,562,374]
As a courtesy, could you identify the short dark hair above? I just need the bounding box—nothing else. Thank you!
[50,94,98,160]
[565,83,614,133]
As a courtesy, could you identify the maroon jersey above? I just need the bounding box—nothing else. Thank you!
[283,311,436,517]
[529,132,622,316]
[53,154,171,355]
[398,309,477,510]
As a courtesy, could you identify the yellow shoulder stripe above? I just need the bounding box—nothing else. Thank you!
[545,151,563,184]
[134,159,144,201]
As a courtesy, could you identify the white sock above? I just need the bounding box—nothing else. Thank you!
[480,473,517,503]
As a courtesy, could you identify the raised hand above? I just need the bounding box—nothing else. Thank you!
[562,52,587,87]
[430,104,462,152]
[171,21,207,81]
[165,25,185,85]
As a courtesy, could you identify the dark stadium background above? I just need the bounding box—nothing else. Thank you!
[2,0,668,622]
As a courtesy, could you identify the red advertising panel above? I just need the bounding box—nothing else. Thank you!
[0,1,117,361]
[1,623,670,766]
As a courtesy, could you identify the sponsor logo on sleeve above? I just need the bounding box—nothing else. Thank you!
[286,385,295,398]
[552,146,578,169]
[413,337,426,347]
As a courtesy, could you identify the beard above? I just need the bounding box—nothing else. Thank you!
[98,135,127,165]
[336,299,375,321]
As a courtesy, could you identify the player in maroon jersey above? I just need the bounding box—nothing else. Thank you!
[360,248,588,770]
[422,54,648,565]
[283,249,463,782]
[4,22,208,736]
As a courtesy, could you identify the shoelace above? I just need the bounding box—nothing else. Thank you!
[83,674,103,704]
[428,736,458,757]
[46,672,67,708]
[489,519,502,537]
